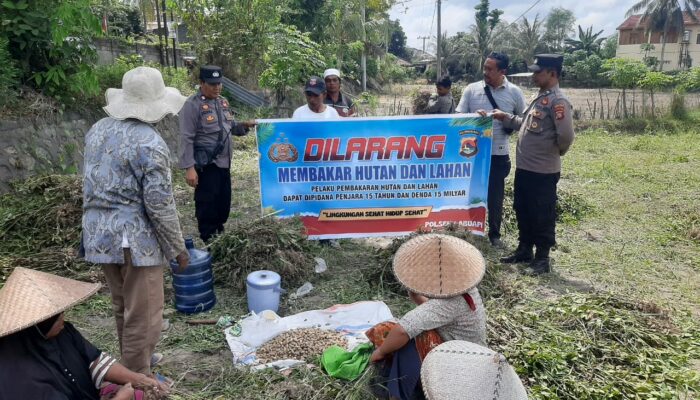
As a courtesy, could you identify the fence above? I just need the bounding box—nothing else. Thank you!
[94,38,186,68]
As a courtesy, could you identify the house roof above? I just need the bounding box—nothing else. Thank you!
[618,11,700,30]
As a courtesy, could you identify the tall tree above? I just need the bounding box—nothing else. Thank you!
[600,33,619,59]
[626,0,700,70]
[473,0,503,68]
[388,19,409,60]
[512,16,544,64]
[565,25,606,55]
[543,7,576,52]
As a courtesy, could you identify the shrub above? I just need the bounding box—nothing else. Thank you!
[0,36,19,106]
[670,91,688,120]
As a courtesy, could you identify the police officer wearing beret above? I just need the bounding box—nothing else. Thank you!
[179,66,256,242]
[486,54,575,274]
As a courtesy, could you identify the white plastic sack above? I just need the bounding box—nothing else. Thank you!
[225,301,394,366]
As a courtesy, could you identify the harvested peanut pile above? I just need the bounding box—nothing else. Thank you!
[256,328,347,363]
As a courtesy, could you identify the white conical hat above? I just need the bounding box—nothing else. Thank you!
[0,267,100,337]
[421,341,528,400]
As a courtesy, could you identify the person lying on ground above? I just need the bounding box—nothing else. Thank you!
[366,234,487,400]
[0,267,171,400]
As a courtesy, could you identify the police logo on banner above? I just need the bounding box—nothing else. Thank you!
[268,137,299,163]
[459,137,478,158]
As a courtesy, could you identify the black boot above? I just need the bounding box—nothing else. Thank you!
[527,247,551,275]
[500,243,533,263]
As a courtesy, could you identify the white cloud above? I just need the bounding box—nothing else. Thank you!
[390,0,639,50]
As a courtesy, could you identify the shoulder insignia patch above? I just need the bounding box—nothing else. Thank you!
[554,104,566,120]
[222,100,229,108]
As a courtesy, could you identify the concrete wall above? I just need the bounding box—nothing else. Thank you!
[94,38,186,68]
[0,114,181,193]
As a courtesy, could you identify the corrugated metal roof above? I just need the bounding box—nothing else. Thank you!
[221,76,269,108]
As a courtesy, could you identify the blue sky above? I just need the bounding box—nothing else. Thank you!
[390,0,639,51]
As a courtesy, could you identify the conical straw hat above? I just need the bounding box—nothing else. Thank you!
[0,267,100,338]
[393,234,485,298]
[421,340,528,400]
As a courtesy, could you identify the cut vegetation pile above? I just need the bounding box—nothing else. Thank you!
[208,216,316,291]
[0,175,97,283]
[488,292,700,399]
[371,229,700,398]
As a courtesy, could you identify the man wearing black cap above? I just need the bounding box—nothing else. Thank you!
[424,75,455,114]
[486,54,575,274]
[292,76,340,119]
[179,65,256,242]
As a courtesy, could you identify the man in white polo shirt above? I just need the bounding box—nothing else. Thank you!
[456,52,526,248]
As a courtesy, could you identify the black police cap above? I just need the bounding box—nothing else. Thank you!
[528,54,564,73]
[199,65,223,84]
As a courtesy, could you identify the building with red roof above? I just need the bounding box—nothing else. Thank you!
[616,12,700,70]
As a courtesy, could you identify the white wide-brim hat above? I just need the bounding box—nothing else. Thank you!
[421,341,528,400]
[103,66,187,124]
[0,267,101,337]
[393,234,485,298]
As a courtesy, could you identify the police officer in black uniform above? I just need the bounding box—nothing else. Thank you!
[179,66,256,242]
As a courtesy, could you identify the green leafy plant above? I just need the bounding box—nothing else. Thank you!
[0,36,19,106]
[602,58,648,118]
[637,70,674,117]
[259,25,326,112]
[0,0,102,104]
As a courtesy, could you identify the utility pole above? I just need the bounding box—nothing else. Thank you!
[154,1,165,66]
[361,3,367,92]
[161,0,170,67]
[436,0,441,80]
[418,36,429,54]
[170,8,177,69]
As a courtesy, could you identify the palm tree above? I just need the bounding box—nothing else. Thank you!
[565,25,606,55]
[512,16,544,64]
[626,0,700,70]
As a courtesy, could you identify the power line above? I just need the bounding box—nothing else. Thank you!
[512,0,544,26]
[490,0,544,43]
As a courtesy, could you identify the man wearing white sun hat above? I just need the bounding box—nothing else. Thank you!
[82,66,190,375]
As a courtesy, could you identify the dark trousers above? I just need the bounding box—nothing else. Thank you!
[487,155,511,240]
[194,164,231,242]
[513,168,560,250]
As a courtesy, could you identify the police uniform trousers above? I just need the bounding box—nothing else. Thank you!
[513,168,560,250]
[195,164,231,242]
[487,155,511,241]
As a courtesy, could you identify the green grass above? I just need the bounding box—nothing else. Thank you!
[2,112,700,398]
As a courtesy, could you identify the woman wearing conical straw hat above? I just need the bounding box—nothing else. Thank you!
[0,268,170,399]
[366,234,488,400]
[82,66,189,375]
[420,340,527,399]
